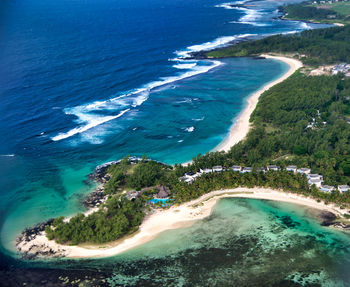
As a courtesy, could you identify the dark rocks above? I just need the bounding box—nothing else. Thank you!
[15,218,68,260]
[318,211,350,230]
[89,160,120,182]
[82,186,106,208]
[16,219,54,245]
[319,211,337,226]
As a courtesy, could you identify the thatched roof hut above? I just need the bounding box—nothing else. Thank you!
[156,186,170,198]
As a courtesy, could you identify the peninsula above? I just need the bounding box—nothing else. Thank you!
[16,23,350,260]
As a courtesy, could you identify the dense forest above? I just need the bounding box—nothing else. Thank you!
[207,25,350,65]
[45,196,147,244]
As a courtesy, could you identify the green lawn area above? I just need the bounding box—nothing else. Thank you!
[313,2,350,16]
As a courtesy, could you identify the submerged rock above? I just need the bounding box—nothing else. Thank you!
[319,211,337,226]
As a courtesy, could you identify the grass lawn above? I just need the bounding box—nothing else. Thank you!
[316,2,350,16]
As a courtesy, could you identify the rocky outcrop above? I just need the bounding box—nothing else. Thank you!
[319,211,337,226]
[319,211,350,230]
[16,219,53,244]
[82,185,107,208]
[15,219,67,260]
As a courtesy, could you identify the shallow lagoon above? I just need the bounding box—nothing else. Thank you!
[34,198,350,286]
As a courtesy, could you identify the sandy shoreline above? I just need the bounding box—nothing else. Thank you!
[215,55,303,152]
[17,187,348,259]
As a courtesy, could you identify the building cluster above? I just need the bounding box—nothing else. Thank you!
[306,110,327,129]
[332,63,350,77]
[180,165,350,194]
[314,0,349,4]
[126,185,171,201]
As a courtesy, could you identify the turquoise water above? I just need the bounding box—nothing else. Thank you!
[32,198,350,286]
[0,57,289,255]
[0,0,338,284]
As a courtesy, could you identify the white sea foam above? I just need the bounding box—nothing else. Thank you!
[230,20,269,27]
[192,116,205,121]
[52,60,221,142]
[178,139,184,143]
[282,30,298,35]
[52,109,130,141]
[173,63,197,69]
[215,1,249,9]
[52,32,256,142]
[240,8,263,22]
[0,154,15,157]
[185,127,195,132]
[216,1,268,27]
[300,22,313,30]
[174,34,255,59]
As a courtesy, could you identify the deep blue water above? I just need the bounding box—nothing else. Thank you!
[0,0,333,276]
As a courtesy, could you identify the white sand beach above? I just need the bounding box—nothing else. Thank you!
[17,187,348,259]
[215,55,303,152]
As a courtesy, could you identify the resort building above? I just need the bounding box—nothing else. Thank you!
[308,178,323,188]
[267,165,280,171]
[297,168,311,175]
[307,174,323,181]
[200,168,213,174]
[338,185,350,193]
[286,165,297,173]
[156,186,171,199]
[213,166,223,172]
[185,172,195,176]
[241,167,252,173]
[184,177,194,184]
[192,173,202,179]
[231,166,242,172]
[126,190,141,200]
[180,175,194,184]
[320,185,335,193]
[332,63,350,75]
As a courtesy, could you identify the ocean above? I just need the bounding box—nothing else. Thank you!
[0,0,345,285]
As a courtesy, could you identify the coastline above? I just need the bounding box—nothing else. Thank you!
[16,55,305,260]
[214,55,303,152]
[16,187,349,260]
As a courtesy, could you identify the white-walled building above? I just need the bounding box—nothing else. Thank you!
[338,185,350,193]
[297,168,311,175]
[286,165,297,173]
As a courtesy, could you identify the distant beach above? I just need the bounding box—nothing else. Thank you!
[215,55,303,152]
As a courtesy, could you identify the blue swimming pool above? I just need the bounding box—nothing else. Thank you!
[149,198,171,207]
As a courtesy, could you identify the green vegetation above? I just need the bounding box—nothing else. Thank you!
[104,158,169,194]
[170,170,350,207]
[45,196,146,244]
[281,1,350,24]
[207,25,350,66]
[45,159,172,244]
[326,2,350,16]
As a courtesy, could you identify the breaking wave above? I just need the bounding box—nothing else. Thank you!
[52,33,255,142]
